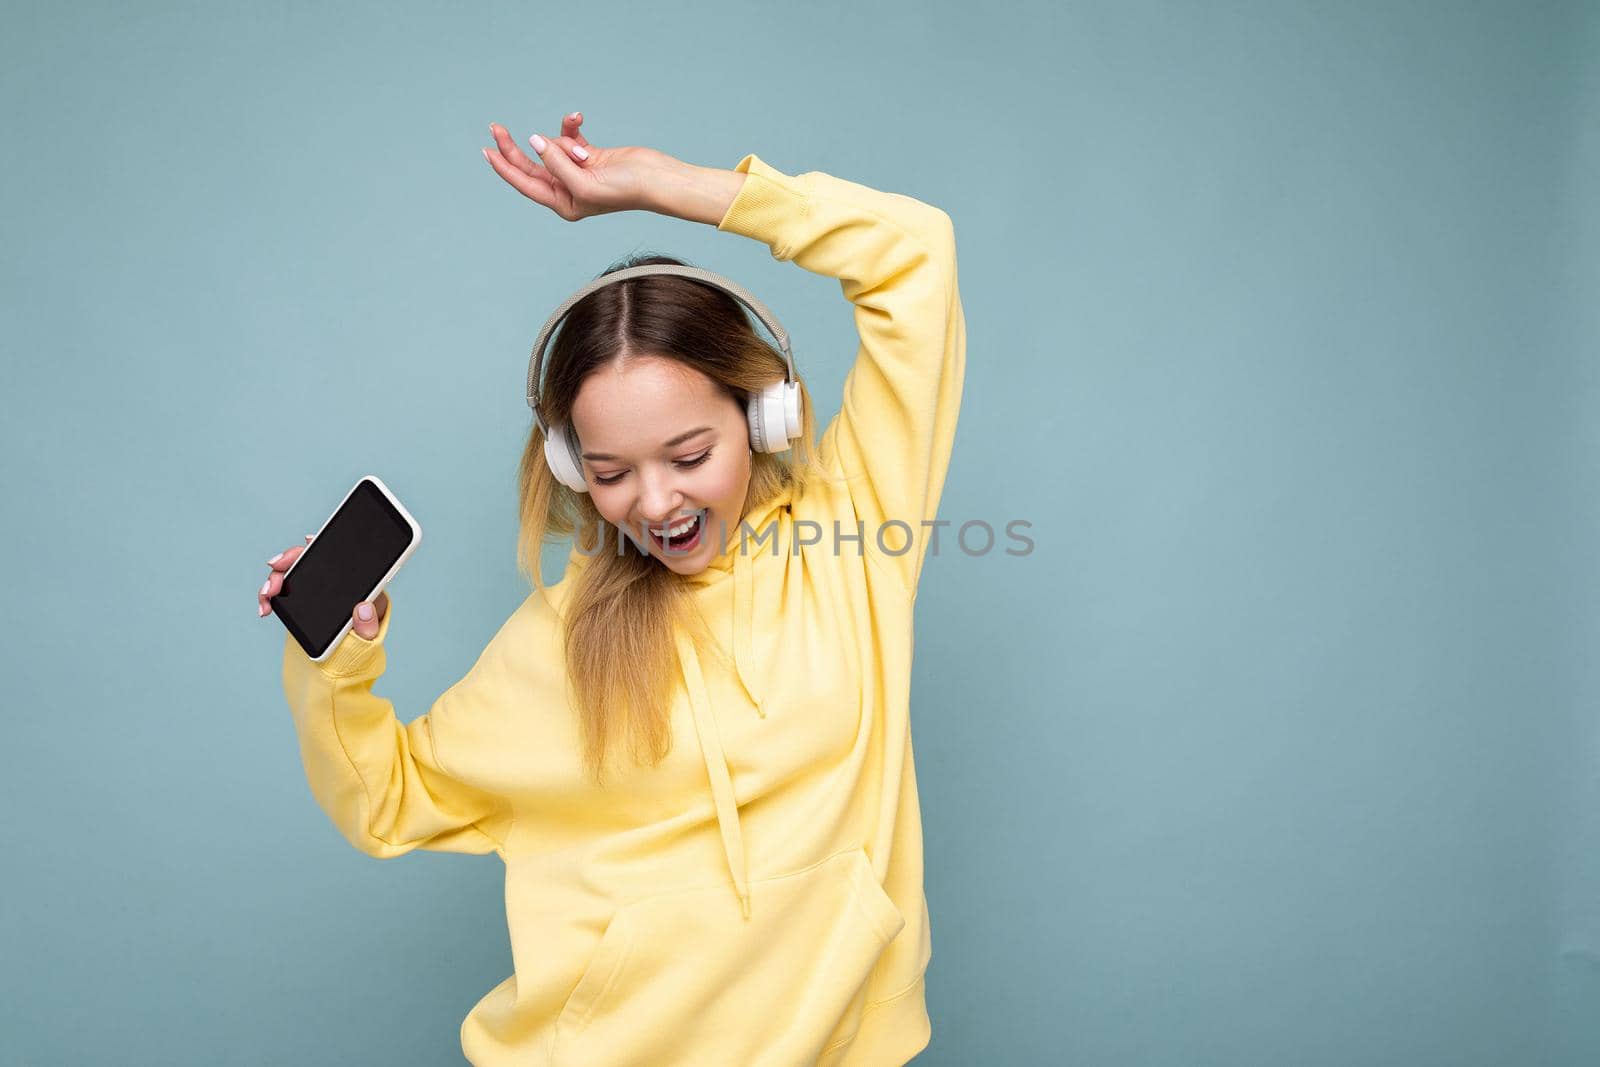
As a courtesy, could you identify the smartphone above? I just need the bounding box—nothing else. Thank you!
[273,475,422,662]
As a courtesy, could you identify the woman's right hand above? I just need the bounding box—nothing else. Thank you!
[482,110,675,222]
[258,536,389,641]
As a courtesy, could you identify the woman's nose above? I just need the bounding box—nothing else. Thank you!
[637,476,685,521]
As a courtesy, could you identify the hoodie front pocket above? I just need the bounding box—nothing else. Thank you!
[552,846,904,1067]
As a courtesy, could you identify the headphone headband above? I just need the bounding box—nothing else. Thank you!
[525,264,794,432]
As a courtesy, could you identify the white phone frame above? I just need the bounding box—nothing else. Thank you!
[283,473,422,662]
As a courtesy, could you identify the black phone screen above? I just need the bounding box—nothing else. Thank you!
[275,479,414,659]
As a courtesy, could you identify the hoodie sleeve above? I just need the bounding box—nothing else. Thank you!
[279,595,511,858]
[716,153,966,595]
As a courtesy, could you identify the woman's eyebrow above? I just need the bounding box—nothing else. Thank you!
[582,426,714,462]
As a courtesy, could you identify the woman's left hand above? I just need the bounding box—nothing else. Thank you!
[483,111,673,222]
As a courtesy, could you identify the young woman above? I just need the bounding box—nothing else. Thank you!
[258,110,966,1066]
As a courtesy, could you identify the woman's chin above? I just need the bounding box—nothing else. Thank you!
[656,536,708,570]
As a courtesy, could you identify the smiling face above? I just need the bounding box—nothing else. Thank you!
[570,356,753,575]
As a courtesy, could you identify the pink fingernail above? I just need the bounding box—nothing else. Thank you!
[530,133,547,153]
[571,144,589,161]
[258,603,267,617]
[268,553,284,565]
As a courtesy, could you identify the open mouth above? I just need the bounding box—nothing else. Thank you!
[647,510,706,554]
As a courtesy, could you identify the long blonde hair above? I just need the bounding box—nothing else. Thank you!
[516,254,831,785]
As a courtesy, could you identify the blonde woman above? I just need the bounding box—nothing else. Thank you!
[259,110,965,1066]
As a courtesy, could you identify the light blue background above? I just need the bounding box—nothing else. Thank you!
[3,1,1596,1063]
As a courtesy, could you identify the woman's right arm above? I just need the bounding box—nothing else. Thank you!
[268,567,512,858]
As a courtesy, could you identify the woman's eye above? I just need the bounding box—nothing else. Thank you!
[590,450,711,487]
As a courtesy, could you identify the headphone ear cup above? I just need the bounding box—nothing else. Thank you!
[747,380,802,454]
[781,380,801,440]
[543,421,590,493]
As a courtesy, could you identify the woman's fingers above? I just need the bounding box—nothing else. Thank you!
[257,538,314,617]
[351,591,389,641]
[351,601,379,640]
[488,124,542,177]
[482,113,606,221]
[266,542,310,571]
[553,132,589,163]
[561,111,589,148]
[522,133,594,220]
[530,131,590,183]
[482,144,567,215]
[257,547,293,616]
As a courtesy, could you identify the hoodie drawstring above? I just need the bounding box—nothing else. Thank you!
[676,624,753,920]
[674,497,790,920]
[732,540,766,716]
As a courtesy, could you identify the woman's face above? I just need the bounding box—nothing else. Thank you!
[570,356,753,575]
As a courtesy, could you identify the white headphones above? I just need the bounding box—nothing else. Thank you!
[525,264,803,494]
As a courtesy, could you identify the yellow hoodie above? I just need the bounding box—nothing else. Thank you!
[281,153,965,1066]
